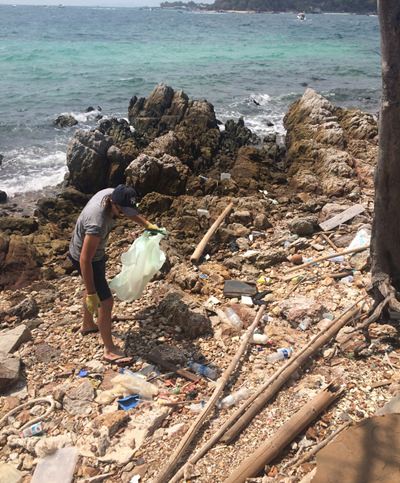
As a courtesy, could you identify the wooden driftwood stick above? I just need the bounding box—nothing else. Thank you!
[152,305,265,483]
[221,303,362,444]
[168,298,365,483]
[190,202,234,263]
[285,244,370,275]
[223,383,343,483]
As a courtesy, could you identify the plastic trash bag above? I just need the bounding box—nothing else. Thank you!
[109,230,166,302]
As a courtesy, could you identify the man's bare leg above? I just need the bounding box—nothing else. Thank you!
[81,289,98,333]
[97,296,131,361]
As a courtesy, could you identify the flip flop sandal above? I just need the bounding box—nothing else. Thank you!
[80,327,99,336]
[103,355,133,366]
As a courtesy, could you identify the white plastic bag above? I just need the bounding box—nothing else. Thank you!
[109,231,166,302]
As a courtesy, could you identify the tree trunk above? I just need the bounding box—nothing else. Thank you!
[371,1,400,308]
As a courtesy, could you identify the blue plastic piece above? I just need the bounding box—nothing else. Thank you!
[117,394,140,411]
[78,369,88,378]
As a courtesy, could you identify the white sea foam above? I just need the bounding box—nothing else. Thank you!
[0,150,67,197]
[66,108,102,123]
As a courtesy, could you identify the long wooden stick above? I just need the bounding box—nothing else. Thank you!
[285,244,370,275]
[190,202,234,263]
[223,383,343,483]
[168,297,365,483]
[151,305,265,483]
[221,305,361,444]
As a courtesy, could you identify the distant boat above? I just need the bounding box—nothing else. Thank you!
[297,12,306,21]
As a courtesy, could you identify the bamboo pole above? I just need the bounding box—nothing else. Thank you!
[151,305,265,483]
[285,244,370,275]
[168,297,364,483]
[190,202,234,263]
[223,383,343,483]
[221,305,361,444]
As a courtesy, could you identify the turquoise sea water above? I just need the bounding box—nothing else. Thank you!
[0,5,380,196]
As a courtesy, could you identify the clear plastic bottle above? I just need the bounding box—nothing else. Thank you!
[266,347,293,363]
[299,317,312,331]
[188,400,207,412]
[219,387,252,409]
[224,307,243,330]
[188,362,217,380]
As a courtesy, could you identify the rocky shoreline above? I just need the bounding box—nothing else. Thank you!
[2,85,398,483]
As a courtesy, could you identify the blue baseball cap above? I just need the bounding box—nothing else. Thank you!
[111,184,139,216]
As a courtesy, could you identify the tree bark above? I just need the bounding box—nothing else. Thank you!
[371,1,400,307]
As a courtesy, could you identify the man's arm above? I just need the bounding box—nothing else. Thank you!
[80,234,101,294]
[129,214,158,229]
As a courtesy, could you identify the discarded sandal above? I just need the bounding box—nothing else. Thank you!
[103,355,133,366]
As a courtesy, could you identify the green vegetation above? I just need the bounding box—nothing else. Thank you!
[160,0,377,14]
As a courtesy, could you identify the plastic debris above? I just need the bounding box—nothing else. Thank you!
[117,394,141,411]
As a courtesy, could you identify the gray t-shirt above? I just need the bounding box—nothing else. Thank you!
[69,188,115,262]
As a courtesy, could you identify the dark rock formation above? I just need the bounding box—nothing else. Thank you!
[0,216,38,235]
[66,130,113,193]
[0,190,7,203]
[54,114,78,128]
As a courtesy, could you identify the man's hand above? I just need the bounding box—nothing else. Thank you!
[146,223,161,232]
[85,293,100,316]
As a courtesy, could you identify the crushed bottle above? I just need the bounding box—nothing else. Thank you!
[218,387,252,409]
[188,362,217,380]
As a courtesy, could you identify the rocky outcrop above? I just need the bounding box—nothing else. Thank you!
[36,187,90,223]
[0,235,42,290]
[284,88,377,197]
[128,84,189,139]
[66,130,113,193]
[0,216,38,235]
[125,153,190,196]
[54,114,78,128]
[0,190,7,203]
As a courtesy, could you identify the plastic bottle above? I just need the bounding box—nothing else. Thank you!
[188,362,217,380]
[266,347,293,363]
[112,372,159,399]
[340,275,354,284]
[197,209,210,218]
[224,307,243,330]
[328,255,345,263]
[218,388,252,409]
[20,422,43,438]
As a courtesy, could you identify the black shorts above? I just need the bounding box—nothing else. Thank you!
[68,254,112,301]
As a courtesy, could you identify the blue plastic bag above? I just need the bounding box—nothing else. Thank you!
[109,230,166,302]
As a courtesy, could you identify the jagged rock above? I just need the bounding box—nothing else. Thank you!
[255,249,288,269]
[0,325,31,354]
[159,292,212,339]
[226,223,251,238]
[220,118,259,155]
[8,298,39,320]
[254,213,272,230]
[143,131,180,158]
[0,190,7,203]
[289,216,317,236]
[129,84,188,138]
[36,188,90,223]
[54,114,78,128]
[148,344,187,366]
[0,235,42,290]
[128,84,220,167]
[0,351,20,391]
[66,129,113,193]
[35,343,61,363]
[280,296,325,325]
[0,216,38,235]
[125,153,190,196]
[284,89,377,196]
